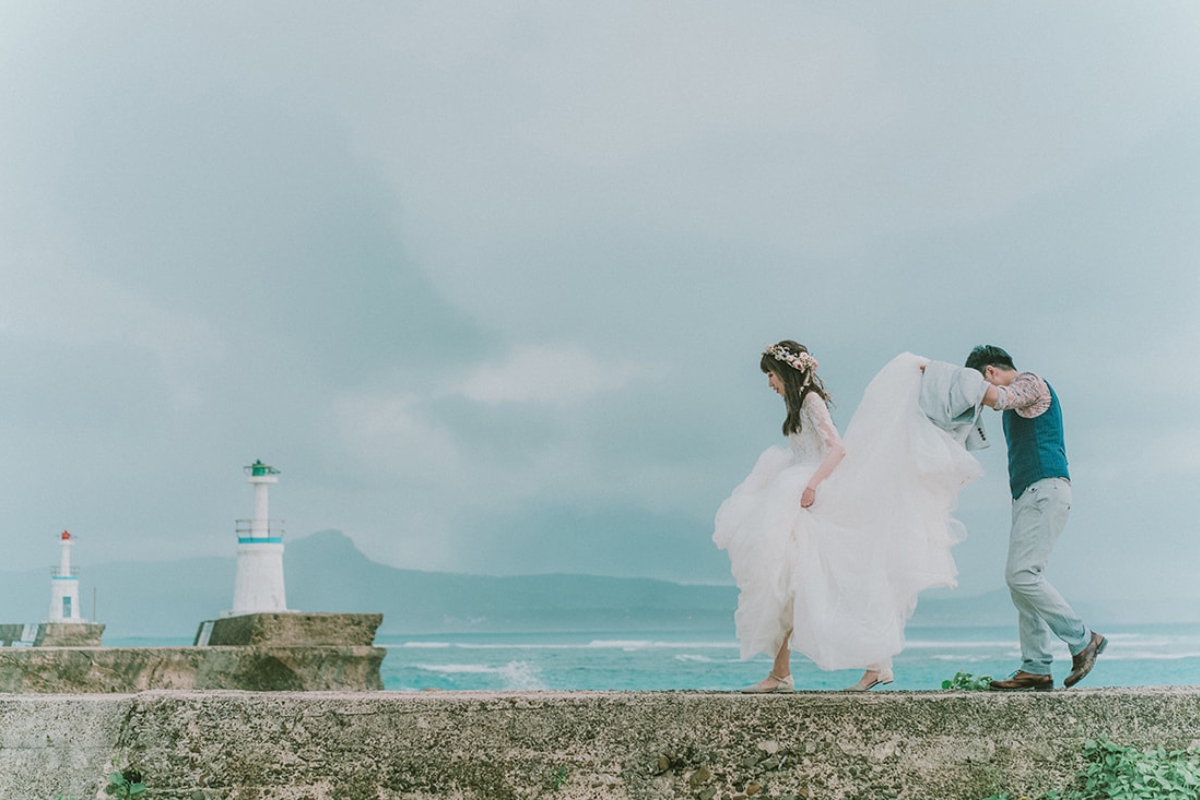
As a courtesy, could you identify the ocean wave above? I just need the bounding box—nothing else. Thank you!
[395,642,562,650]
[1103,636,1200,649]
[390,640,739,651]
[904,640,1018,649]
[585,639,739,651]
[500,660,547,690]
[588,639,653,650]
[412,663,498,674]
[1102,632,1200,642]
[410,660,548,689]
[1099,651,1200,661]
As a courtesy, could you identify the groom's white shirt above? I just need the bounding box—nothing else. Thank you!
[918,360,991,450]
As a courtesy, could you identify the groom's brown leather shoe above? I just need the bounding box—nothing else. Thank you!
[1064,632,1107,688]
[989,671,1053,692]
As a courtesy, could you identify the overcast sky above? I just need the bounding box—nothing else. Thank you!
[1,2,1196,605]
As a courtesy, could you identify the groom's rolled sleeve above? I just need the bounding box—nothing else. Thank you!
[994,372,1051,418]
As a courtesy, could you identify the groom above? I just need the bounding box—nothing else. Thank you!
[968,345,1105,691]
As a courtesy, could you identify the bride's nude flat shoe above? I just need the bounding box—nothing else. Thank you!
[844,670,894,692]
[741,673,795,693]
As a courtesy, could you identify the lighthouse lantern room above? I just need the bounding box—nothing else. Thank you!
[230,460,288,615]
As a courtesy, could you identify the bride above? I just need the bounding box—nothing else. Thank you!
[713,341,982,691]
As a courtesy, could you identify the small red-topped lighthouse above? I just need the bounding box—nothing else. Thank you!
[48,530,82,622]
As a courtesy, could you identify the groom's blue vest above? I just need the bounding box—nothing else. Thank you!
[1002,381,1069,499]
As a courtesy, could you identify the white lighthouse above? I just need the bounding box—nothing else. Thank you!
[230,460,288,615]
[49,530,82,622]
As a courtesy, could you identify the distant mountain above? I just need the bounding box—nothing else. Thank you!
[0,530,1180,639]
[0,531,739,638]
[909,588,1108,628]
[285,530,739,635]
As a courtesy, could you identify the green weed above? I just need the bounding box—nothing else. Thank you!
[981,737,1200,800]
[942,670,993,691]
[104,765,146,799]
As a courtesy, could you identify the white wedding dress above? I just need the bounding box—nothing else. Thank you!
[713,353,983,671]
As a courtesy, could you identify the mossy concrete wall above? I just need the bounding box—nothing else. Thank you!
[0,622,105,646]
[3,688,1200,800]
[0,645,384,693]
[197,612,382,647]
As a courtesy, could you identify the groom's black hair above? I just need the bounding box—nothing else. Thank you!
[965,345,1015,374]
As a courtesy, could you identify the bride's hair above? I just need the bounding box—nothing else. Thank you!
[761,340,832,436]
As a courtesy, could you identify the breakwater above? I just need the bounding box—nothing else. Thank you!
[0,613,385,693]
[0,645,383,692]
[2,688,1200,799]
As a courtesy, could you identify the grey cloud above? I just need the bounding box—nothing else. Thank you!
[0,3,1195,610]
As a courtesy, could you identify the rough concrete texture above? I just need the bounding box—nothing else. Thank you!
[0,621,106,646]
[2,688,1200,800]
[0,694,130,800]
[0,646,384,693]
[0,624,31,645]
[199,612,383,647]
[37,622,106,647]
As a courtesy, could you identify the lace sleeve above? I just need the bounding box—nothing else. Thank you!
[801,392,846,495]
[804,392,843,450]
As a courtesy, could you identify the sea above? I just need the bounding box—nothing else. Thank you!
[375,624,1200,692]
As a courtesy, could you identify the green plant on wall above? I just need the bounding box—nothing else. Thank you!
[941,670,993,691]
[981,738,1200,800]
[105,766,146,799]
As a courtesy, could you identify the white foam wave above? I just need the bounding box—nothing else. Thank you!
[457,642,586,650]
[392,640,739,651]
[1101,633,1200,644]
[588,639,653,650]
[674,654,716,663]
[904,640,1018,649]
[585,639,739,651]
[410,660,548,688]
[1106,637,1200,649]
[500,660,547,690]
[412,663,498,674]
[1100,651,1200,661]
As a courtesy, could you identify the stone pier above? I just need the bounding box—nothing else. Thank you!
[0,613,385,693]
[2,688,1199,800]
[0,621,105,647]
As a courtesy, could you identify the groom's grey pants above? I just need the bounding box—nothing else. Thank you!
[1005,477,1090,676]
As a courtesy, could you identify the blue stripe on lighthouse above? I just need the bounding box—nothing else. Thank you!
[238,537,283,544]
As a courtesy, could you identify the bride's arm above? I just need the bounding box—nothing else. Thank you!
[800,393,845,508]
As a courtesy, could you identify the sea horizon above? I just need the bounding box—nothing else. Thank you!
[374,623,1200,693]
[98,621,1200,693]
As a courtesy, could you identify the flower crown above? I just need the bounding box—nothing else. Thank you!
[764,344,818,372]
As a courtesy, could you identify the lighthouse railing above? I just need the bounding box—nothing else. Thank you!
[49,566,80,578]
[235,519,286,540]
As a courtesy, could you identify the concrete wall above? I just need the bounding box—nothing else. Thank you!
[0,624,33,646]
[0,646,384,693]
[197,612,382,647]
[37,622,106,647]
[0,621,105,646]
[2,688,1199,800]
